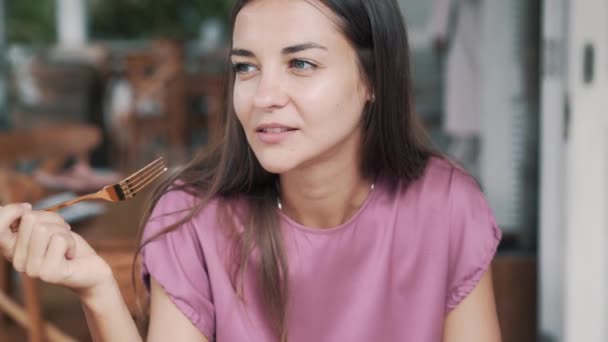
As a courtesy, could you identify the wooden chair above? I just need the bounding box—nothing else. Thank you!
[0,124,102,342]
[118,39,188,168]
[8,53,101,130]
[185,71,225,146]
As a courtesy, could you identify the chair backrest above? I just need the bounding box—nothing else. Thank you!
[0,124,101,165]
[185,72,226,143]
[0,124,102,204]
[124,53,160,94]
[122,44,188,150]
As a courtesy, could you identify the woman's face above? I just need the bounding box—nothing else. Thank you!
[232,0,371,174]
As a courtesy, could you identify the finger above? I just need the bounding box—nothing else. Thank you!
[12,213,36,273]
[8,210,67,234]
[39,234,70,283]
[33,211,68,226]
[0,203,31,234]
[0,231,16,261]
[64,232,77,260]
[25,224,69,278]
[0,207,24,259]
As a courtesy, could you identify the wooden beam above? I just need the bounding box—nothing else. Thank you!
[0,290,77,342]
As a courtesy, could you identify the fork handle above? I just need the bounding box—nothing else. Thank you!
[43,192,100,212]
[9,192,101,232]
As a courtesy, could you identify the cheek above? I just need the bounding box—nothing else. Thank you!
[302,87,365,134]
[233,82,253,124]
[304,69,365,120]
[295,103,363,158]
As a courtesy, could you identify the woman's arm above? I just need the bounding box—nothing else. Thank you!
[443,267,502,342]
[0,204,206,342]
[0,204,143,341]
[81,278,209,342]
[147,278,209,342]
[81,279,143,342]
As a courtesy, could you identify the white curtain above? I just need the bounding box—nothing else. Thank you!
[56,0,88,47]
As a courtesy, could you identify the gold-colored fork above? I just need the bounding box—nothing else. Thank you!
[9,157,167,232]
[44,157,168,212]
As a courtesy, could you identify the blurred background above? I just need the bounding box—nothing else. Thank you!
[0,0,604,341]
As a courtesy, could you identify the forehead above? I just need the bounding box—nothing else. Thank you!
[233,0,344,48]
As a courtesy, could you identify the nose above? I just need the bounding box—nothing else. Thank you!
[252,70,289,110]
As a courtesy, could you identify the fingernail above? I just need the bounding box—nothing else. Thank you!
[20,203,32,209]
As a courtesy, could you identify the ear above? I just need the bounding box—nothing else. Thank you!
[361,82,375,103]
[357,73,374,104]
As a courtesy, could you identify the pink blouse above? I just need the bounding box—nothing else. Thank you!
[142,157,502,341]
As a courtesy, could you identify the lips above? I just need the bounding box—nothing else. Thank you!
[257,127,296,133]
[254,123,298,144]
[255,123,297,133]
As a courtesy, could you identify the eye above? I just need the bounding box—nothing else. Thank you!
[289,59,317,71]
[232,63,258,74]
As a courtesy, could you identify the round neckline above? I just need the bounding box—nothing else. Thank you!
[277,180,380,235]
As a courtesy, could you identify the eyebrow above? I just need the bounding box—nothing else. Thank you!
[230,42,328,58]
[282,42,327,54]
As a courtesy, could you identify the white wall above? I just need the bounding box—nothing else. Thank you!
[539,0,567,340]
[564,0,608,340]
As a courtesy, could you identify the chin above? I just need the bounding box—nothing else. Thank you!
[257,158,297,174]
[253,150,302,175]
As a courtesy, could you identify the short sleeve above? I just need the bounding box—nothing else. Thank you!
[140,190,215,338]
[445,169,502,312]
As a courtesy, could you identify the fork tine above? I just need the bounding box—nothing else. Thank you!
[31,157,168,213]
[121,163,166,192]
[121,161,165,192]
[123,160,166,187]
[122,157,165,183]
[123,165,168,197]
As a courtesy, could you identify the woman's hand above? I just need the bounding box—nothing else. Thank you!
[0,203,114,300]
[1,203,144,341]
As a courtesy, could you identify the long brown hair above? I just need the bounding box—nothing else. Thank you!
[135,0,434,340]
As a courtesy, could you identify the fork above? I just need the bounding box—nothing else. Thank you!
[44,157,168,212]
[9,157,167,231]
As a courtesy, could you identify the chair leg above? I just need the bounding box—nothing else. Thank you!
[22,275,44,342]
[0,259,11,329]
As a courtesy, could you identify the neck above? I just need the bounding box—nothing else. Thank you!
[278,139,373,229]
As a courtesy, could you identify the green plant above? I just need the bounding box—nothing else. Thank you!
[6,0,55,44]
[89,0,233,40]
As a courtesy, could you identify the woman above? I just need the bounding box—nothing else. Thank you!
[0,0,502,341]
